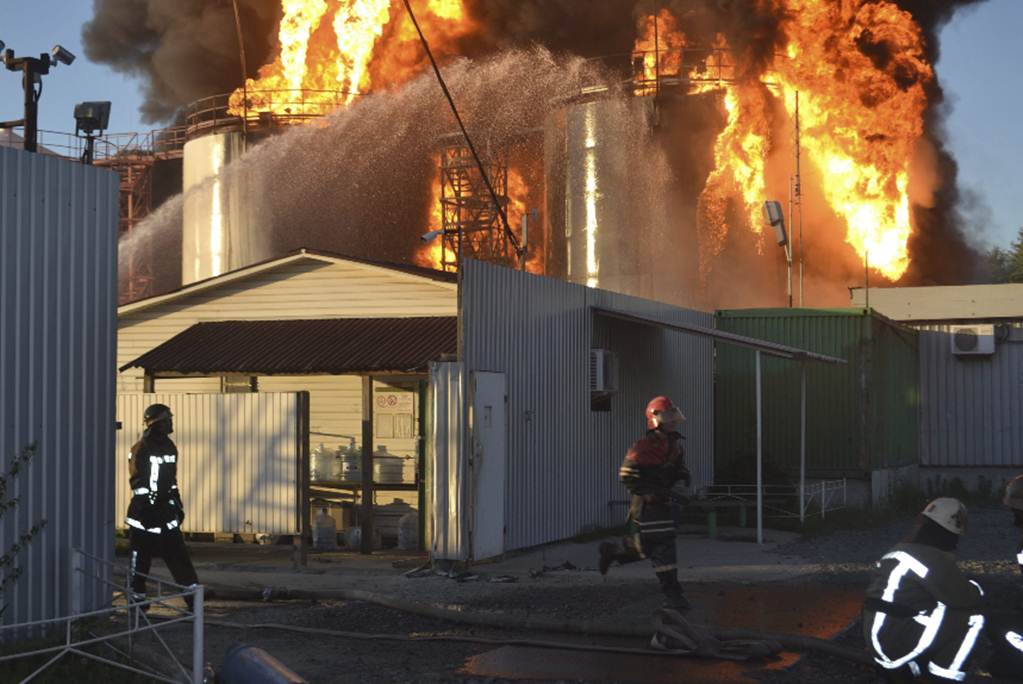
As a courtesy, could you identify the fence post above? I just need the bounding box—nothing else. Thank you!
[192,585,204,683]
[70,549,83,616]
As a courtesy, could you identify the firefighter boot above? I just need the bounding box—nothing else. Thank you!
[599,541,643,575]
[656,570,690,611]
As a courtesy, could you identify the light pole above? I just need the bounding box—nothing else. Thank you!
[764,200,793,307]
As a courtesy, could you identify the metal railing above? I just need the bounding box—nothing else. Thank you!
[184,89,354,137]
[697,479,848,520]
[0,548,204,683]
[2,127,188,162]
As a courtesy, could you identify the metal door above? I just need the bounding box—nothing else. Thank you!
[470,372,507,559]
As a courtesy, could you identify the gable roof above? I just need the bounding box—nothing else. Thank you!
[118,248,457,316]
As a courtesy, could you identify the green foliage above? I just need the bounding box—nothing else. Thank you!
[983,227,1023,284]
[0,443,48,615]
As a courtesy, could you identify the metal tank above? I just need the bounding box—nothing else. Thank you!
[181,130,266,284]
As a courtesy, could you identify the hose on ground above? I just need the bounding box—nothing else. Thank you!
[199,582,877,667]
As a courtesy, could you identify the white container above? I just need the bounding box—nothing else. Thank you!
[398,512,419,551]
[373,446,405,485]
[312,507,337,550]
[310,443,337,482]
[338,445,362,483]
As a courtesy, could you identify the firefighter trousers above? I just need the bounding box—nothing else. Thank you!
[129,527,199,599]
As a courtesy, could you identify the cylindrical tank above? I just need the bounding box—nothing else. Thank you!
[309,443,337,482]
[312,507,337,550]
[337,443,362,483]
[220,643,308,684]
[181,131,267,284]
[372,446,405,485]
[546,94,674,301]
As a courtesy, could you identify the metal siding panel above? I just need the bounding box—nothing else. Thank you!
[0,148,117,627]
[114,393,300,534]
[915,322,1023,467]
[460,260,714,553]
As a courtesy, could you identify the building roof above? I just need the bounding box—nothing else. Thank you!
[593,307,846,364]
[118,248,456,315]
[850,284,1023,322]
[120,316,457,376]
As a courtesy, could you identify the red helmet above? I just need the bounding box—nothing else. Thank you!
[645,396,685,430]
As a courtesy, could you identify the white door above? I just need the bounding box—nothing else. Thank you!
[471,372,507,559]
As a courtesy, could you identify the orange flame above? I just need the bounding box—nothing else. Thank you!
[767,0,929,280]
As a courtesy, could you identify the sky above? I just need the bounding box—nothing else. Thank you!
[1,1,1020,248]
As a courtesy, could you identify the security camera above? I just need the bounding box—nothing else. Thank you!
[0,40,5,53]
[420,229,443,244]
[50,45,76,66]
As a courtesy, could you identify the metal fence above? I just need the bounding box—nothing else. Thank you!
[115,393,307,536]
[0,548,204,683]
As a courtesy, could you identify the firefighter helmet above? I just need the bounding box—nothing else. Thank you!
[143,403,173,428]
[645,396,686,431]
[1004,476,1023,512]
[921,497,968,536]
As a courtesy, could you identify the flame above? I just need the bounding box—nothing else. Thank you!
[767,0,929,280]
[414,160,449,269]
[230,0,471,119]
[634,10,687,88]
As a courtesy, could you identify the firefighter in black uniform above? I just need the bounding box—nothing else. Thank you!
[599,396,691,610]
[126,403,199,610]
[863,498,987,682]
[985,475,1023,677]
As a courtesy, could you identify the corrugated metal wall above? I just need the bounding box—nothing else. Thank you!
[0,147,118,627]
[916,322,1023,467]
[115,393,302,534]
[460,260,714,552]
[715,309,918,480]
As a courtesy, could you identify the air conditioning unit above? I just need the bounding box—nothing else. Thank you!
[950,324,995,356]
[589,349,619,393]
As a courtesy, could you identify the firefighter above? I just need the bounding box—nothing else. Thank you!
[599,396,691,610]
[125,403,199,611]
[862,497,987,682]
[983,475,1023,677]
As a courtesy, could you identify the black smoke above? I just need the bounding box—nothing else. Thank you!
[82,0,280,123]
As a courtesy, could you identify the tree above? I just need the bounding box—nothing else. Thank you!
[0,443,48,618]
[981,227,1023,284]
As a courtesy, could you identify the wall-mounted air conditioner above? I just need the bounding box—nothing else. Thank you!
[589,349,619,393]
[950,324,995,356]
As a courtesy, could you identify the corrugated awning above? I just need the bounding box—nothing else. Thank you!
[592,307,846,364]
[120,317,457,376]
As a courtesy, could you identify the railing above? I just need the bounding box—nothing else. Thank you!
[184,89,355,136]
[0,548,205,683]
[3,127,188,162]
[697,478,848,520]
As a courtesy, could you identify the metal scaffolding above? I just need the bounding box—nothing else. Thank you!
[438,141,512,272]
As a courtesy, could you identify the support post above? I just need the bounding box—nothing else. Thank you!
[800,363,807,524]
[143,373,155,393]
[295,391,310,568]
[22,63,38,153]
[755,350,763,545]
[360,376,375,554]
[192,585,204,684]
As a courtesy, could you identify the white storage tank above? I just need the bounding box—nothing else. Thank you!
[181,130,267,284]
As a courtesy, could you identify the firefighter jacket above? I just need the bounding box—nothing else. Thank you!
[863,542,985,679]
[126,432,185,534]
[1017,535,1023,576]
[619,430,690,501]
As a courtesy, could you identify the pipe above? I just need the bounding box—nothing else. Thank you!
[221,644,307,684]
[198,582,876,666]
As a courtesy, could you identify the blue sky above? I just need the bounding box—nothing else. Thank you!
[2,1,1020,248]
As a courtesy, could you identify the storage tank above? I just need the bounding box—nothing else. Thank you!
[181,130,267,284]
[546,94,673,300]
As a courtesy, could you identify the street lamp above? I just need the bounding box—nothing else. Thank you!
[0,42,76,153]
[764,200,793,308]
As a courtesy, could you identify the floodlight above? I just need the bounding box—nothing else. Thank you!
[420,229,443,243]
[74,101,111,135]
[763,200,787,246]
[50,45,75,66]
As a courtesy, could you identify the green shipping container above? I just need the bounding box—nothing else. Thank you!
[714,308,919,482]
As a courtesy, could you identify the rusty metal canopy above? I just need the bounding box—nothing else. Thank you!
[121,317,457,376]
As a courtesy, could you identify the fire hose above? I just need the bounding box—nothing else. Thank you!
[195,582,877,667]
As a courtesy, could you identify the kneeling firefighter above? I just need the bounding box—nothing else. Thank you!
[985,476,1023,677]
[599,396,691,610]
[863,498,986,682]
[125,403,199,610]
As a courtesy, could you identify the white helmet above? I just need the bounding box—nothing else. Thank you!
[921,497,968,536]
[1004,475,1023,512]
